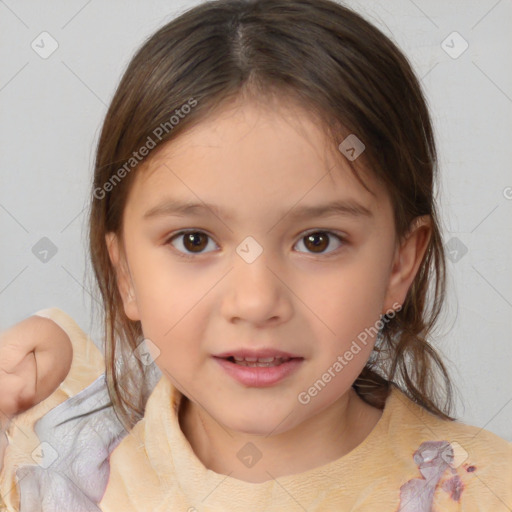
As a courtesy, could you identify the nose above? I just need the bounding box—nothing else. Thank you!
[220,249,293,327]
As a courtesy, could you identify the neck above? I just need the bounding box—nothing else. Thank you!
[178,387,382,483]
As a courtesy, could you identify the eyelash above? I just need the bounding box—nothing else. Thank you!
[164,229,347,260]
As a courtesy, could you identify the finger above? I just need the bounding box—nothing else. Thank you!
[0,353,37,417]
[0,373,27,418]
[0,341,28,374]
[14,352,37,412]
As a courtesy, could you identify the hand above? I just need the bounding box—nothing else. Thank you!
[0,315,73,474]
[0,315,72,422]
[0,331,35,474]
[0,340,38,423]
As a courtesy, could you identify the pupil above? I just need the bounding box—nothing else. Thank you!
[306,233,328,252]
[185,232,206,251]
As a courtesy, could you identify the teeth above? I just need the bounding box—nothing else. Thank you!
[230,356,291,367]
[233,356,278,362]
[254,357,275,363]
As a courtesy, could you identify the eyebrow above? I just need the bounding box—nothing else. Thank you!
[143,198,373,222]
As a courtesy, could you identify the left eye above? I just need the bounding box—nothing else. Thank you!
[165,230,345,258]
[294,231,344,255]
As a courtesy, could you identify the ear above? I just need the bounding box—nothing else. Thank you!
[383,215,432,313]
[105,232,141,321]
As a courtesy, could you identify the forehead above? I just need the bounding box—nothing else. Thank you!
[126,98,387,220]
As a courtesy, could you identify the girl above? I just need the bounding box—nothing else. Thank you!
[1,0,511,510]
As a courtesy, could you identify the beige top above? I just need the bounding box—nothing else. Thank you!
[1,308,512,511]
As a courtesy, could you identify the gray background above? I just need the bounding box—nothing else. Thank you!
[1,0,511,441]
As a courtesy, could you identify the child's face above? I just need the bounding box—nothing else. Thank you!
[108,97,423,435]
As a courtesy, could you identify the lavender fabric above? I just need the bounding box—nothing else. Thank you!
[15,374,127,512]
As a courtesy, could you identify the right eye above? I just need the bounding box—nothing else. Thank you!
[165,230,219,259]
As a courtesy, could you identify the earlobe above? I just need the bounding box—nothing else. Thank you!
[383,216,432,313]
[105,232,141,321]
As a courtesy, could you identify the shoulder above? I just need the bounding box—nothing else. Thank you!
[386,385,512,458]
[385,385,512,510]
[99,418,161,512]
[99,376,167,512]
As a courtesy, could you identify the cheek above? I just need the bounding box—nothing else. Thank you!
[345,237,395,312]
[140,300,208,377]
[128,244,205,316]
[127,250,215,367]
[300,247,393,379]
[308,261,390,334]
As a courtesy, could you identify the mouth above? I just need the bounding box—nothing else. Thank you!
[214,348,302,361]
[212,352,304,387]
[218,355,301,367]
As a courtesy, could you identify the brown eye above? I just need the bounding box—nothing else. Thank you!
[168,230,217,258]
[295,231,344,255]
[183,232,208,252]
[304,232,329,252]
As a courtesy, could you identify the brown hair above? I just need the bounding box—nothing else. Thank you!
[89,0,456,433]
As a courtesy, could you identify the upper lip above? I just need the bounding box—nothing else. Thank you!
[214,348,302,359]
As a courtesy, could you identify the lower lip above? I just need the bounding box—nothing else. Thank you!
[213,357,303,387]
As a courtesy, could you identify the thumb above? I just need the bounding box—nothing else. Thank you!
[0,352,37,417]
[11,351,38,414]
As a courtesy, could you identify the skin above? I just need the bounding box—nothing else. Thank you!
[107,95,431,483]
[0,315,73,472]
[0,316,73,421]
